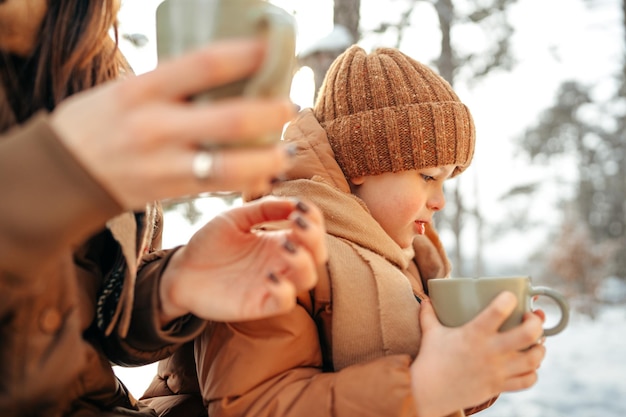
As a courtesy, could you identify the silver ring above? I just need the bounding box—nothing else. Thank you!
[192,150,214,181]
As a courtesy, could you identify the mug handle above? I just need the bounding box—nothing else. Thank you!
[244,7,296,98]
[529,286,570,336]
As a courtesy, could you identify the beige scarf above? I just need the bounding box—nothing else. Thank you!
[275,179,450,370]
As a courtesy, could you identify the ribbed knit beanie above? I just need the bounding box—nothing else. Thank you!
[313,45,475,179]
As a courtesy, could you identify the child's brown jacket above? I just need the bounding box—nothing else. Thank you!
[143,109,495,417]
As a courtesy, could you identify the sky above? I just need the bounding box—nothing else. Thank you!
[113,1,626,413]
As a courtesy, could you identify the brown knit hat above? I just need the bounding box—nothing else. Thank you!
[313,45,475,179]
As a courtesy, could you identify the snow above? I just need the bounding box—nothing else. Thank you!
[298,24,355,57]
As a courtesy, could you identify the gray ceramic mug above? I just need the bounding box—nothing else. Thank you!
[427,276,570,336]
[156,0,297,145]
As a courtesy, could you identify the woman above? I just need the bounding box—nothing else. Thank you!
[0,1,327,416]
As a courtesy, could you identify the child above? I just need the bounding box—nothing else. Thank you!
[155,45,546,417]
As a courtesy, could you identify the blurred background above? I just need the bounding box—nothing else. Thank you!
[115,0,626,415]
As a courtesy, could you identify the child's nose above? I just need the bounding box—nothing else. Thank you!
[427,188,446,212]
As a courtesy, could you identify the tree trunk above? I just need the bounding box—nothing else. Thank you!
[433,0,469,275]
[298,0,360,101]
[334,0,361,44]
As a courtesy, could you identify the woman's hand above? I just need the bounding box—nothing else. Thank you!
[50,38,296,209]
[158,197,327,324]
[410,292,546,417]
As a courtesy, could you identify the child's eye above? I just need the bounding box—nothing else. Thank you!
[421,174,435,182]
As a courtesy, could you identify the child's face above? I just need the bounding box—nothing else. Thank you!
[350,164,456,249]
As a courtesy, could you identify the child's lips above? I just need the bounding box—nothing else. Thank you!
[414,220,427,235]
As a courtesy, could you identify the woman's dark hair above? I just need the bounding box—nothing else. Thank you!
[0,0,131,131]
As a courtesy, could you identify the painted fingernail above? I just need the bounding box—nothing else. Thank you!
[294,215,308,230]
[283,239,297,254]
[295,200,309,213]
[268,272,280,284]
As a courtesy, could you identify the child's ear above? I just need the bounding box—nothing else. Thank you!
[349,176,366,186]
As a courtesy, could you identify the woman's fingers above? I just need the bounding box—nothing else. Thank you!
[99,142,295,206]
[130,38,267,101]
[199,146,291,188]
[50,37,297,209]
[275,237,320,293]
[285,200,328,266]
[261,272,298,315]
[238,197,326,291]
[226,197,299,227]
[226,197,320,231]
[239,197,325,293]
[127,97,294,147]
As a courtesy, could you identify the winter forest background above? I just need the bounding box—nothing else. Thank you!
[114,0,626,415]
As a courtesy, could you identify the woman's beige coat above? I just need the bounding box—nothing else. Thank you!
[0,111,205,417]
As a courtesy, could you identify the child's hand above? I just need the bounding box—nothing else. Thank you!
[409,292,546,417]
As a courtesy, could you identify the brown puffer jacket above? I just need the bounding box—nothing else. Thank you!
[141,342,206,417]
[0,112,205,417]
[142,109,496,417]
